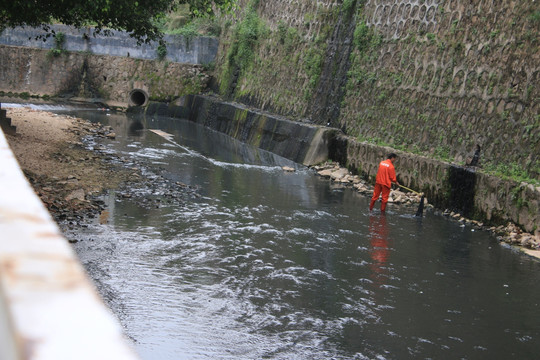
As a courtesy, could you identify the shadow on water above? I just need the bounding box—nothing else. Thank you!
[128,120,145,137]
[16,103,539,360]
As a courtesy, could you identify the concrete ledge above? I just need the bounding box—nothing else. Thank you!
[0,126,137,359]
[0,25,218,65]
[145,96,338,166]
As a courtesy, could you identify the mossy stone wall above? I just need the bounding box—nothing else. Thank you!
[214,0,539,182]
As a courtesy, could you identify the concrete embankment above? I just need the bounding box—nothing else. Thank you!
[144,95,539,235]
[0,108,138,360]
[144,95,339,166]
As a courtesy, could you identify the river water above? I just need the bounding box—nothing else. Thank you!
[25,105,540,359]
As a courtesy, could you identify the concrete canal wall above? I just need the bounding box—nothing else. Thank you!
[0,45,211,107]
[0,25,218,107]
[144,95,338,166]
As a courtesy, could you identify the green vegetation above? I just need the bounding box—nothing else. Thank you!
[1,0,235,44]
[48,32,67,57]
[426,32,436,44]
[342,0,356,14]
[219,0,267,95]
[157,43,167,60]
[353,20,382,56]
[483,161,540,186]
[157,5,223,38]
[303,39,326,99]
[489,29,500,38]
[433,145,452,162]
[0,90,45,99]
[529,10,540,23]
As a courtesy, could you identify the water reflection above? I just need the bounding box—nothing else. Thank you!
[128,120,145,136]
[369,214,390,291]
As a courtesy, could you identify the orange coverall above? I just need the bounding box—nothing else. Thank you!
[370,159,397,212]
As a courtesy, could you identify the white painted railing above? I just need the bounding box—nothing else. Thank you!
[0,127,138,359]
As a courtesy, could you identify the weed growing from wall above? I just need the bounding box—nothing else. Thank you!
[353,20,381,58]
[47,32,67,58]
[157,43,167,61]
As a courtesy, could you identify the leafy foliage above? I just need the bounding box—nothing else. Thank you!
[48,32,67,57]
[157,43,168,60]
[0,0,235,44]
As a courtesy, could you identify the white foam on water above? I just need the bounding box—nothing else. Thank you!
[148,130,286,172]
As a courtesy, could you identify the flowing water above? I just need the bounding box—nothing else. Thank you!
[10,103,540,359]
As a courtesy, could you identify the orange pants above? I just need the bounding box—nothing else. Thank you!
[370,183,391,212]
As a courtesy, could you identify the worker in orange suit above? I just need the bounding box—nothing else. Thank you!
[369,153,400,213]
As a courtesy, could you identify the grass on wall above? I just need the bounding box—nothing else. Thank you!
[219,1,267,96]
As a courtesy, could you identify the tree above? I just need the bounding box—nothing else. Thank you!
[0,0,235,43]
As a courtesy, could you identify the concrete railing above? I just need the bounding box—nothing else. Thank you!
[0,24,218,65]
[0,121,138,359]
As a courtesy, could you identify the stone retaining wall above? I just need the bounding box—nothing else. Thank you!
[331,133,539,233]
[0,46,210,107]
[215,0,539,181]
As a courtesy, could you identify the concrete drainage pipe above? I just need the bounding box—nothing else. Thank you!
[129,89,149,107]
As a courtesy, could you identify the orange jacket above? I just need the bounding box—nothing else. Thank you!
[375,159,397,188]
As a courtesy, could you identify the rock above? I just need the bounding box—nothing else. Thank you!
[65,189,85,201]
[282,166,295,172]
[318,169,333,177]
[106,132,116,139]
[520,234,536,248]
[393,194,403,204]
[330,168,349,181]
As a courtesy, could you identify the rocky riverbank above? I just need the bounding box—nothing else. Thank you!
[4,106,135,230]
[4,105,202,234]
[312,162,540,258]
